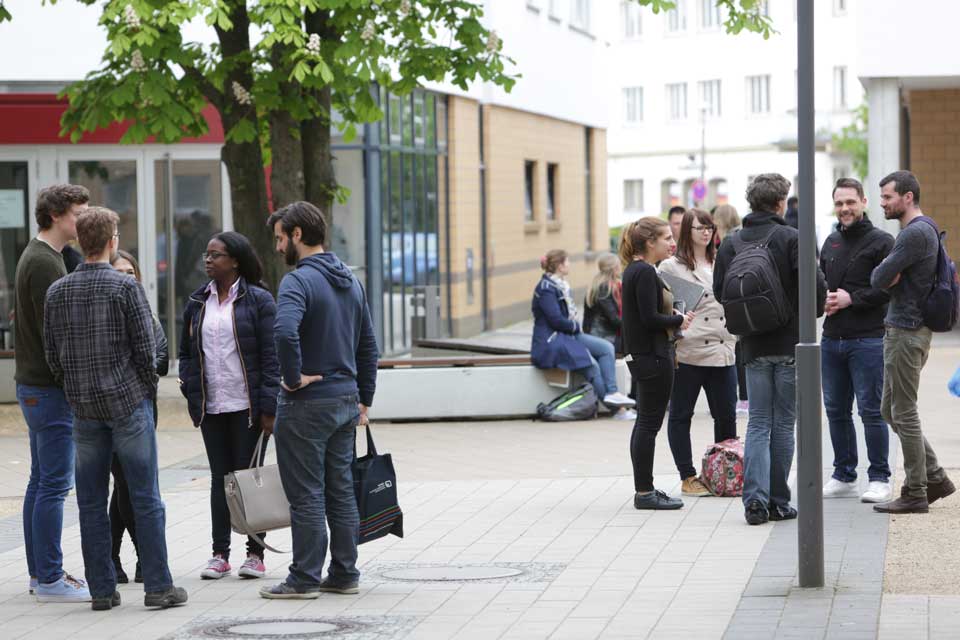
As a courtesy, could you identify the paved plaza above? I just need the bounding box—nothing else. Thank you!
[0,340,959,639]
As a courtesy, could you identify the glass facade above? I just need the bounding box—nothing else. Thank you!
[356,86,447,355]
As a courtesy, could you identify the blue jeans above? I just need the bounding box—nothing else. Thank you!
[821,337,891,483]
[575,332,618,397]
[74,399,172,598]
[17,384,74,584]
[743,356,796,509]
[667,364,738,480]
[275,394,361,590]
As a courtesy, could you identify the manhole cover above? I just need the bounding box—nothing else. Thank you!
[196,619,347,638]
[381,566,525,581]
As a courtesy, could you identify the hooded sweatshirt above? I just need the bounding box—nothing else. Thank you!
[274,252,378,406]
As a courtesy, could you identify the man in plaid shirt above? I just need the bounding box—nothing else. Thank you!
[43,207,187,612]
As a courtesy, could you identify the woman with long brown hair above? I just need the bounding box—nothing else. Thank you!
[620,218,694,509]
[659,209,737,497]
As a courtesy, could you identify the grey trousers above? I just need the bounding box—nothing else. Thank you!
[881,326,945,498]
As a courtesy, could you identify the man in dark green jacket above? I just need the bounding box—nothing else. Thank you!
[14,183,91,602]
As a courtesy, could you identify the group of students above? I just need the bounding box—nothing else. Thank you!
[531,170,955,522]
[15,186,377,610]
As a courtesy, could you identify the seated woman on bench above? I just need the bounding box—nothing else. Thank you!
[530,249,635,412]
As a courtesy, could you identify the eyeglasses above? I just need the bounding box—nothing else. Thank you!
[203,251,229,261]
[692,225,716,233]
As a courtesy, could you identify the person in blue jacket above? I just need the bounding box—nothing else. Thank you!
[531,249,635,410]
[178,231,280,581]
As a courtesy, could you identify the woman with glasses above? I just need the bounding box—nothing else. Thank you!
[107,249,167,584]
[659,209,738,497]
[178,232,280,580]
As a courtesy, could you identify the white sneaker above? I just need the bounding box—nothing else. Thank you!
[613,408,637,421]
[860,481,892,503]
[603,392,635,408]
[736,400,749,414]
[823,478,859,498]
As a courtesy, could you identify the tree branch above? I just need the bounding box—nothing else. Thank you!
[180,63,223,110]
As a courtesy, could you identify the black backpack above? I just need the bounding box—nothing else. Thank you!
[912,216,960,332]
[536,383,598,422]
[720,226,792,337]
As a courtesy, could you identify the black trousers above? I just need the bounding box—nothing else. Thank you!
[110,397,158,563]
[200,410,268,560]
[629,354,675,492]
[666,363,738,480]
[735,341,748,401]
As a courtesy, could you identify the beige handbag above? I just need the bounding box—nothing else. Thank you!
[224,432,290,553]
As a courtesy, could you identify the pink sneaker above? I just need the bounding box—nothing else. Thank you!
[200,555,232,580]
[238,554,266,579]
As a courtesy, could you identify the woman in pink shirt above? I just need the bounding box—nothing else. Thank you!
[178,232,280,580]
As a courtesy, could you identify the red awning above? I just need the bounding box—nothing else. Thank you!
[0,93,225,144]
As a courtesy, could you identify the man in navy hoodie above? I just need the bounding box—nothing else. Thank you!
[260,201,378,599]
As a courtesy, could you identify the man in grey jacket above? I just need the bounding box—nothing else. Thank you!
[870,170,955,514]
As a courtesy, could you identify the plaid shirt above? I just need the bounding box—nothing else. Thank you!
[44,262,156,420]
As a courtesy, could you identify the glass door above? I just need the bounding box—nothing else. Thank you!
[0,161,29,351]
[68,160,140,262]
[154,159,223,353]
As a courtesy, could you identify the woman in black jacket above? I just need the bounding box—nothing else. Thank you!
[109,250,168,583]
[179,232,280,581]
[620,217,694,510]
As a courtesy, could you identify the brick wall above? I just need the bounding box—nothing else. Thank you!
[909,89,960,258]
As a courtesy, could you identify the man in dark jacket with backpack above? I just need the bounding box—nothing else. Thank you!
[819,178,894,504]
[870,170,955,514]
[713,173,826,526]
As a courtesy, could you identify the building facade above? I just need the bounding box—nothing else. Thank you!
[0,0,611,356]
[606,0,860,229]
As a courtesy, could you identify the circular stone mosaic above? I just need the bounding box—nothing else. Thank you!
[380,565,525,582]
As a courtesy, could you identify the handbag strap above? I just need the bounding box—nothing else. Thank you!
[248,431,266,469]
[234,512,286,554]
[365,424,378,456]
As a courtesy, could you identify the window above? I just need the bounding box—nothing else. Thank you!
[524,161,536,222]
[547,164,558,221]
[623,87,643,123]
[666,0,687,32]
[621,1,642,38]
[570,0,590,31]
[698,79,721,117]
[624,179,644,211]
[746,75,771,114]
[833,66,847,109]
[666,83,688,120]
[700,0,721,29]
[833,0,847,15]
[548,0,561,20]
[833,166,850,184]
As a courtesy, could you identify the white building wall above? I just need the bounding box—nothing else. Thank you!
[607,0,863,229]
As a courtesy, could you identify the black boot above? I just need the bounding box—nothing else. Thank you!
[134,561,142,584]
[113,558,128,584]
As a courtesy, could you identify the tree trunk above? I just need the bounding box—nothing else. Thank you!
[302,9,338,231]
[215,1,282,291]
[268,46,305,211]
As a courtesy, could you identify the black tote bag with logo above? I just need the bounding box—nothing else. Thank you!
[352,424,404,545]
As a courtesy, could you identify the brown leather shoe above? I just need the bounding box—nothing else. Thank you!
[928,476,956,504]
[900,475,956,504]
[873,495,929,514]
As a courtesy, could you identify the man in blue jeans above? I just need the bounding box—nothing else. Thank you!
[714,174,826,525]
[44,207,186,611]
[261,201,379,599]
[14,184,90,602]
[819,178,894,503]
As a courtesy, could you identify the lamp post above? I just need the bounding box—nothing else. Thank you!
[796,0,824,589]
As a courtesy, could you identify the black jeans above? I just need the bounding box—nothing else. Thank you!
[109,397,158,563]
[629,353,675,492]
[667,363,738,480]
[200,411,268,560]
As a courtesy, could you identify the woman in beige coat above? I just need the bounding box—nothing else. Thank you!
[659,209,738,497]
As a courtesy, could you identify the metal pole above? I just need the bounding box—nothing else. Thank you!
[796,0,824,589]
